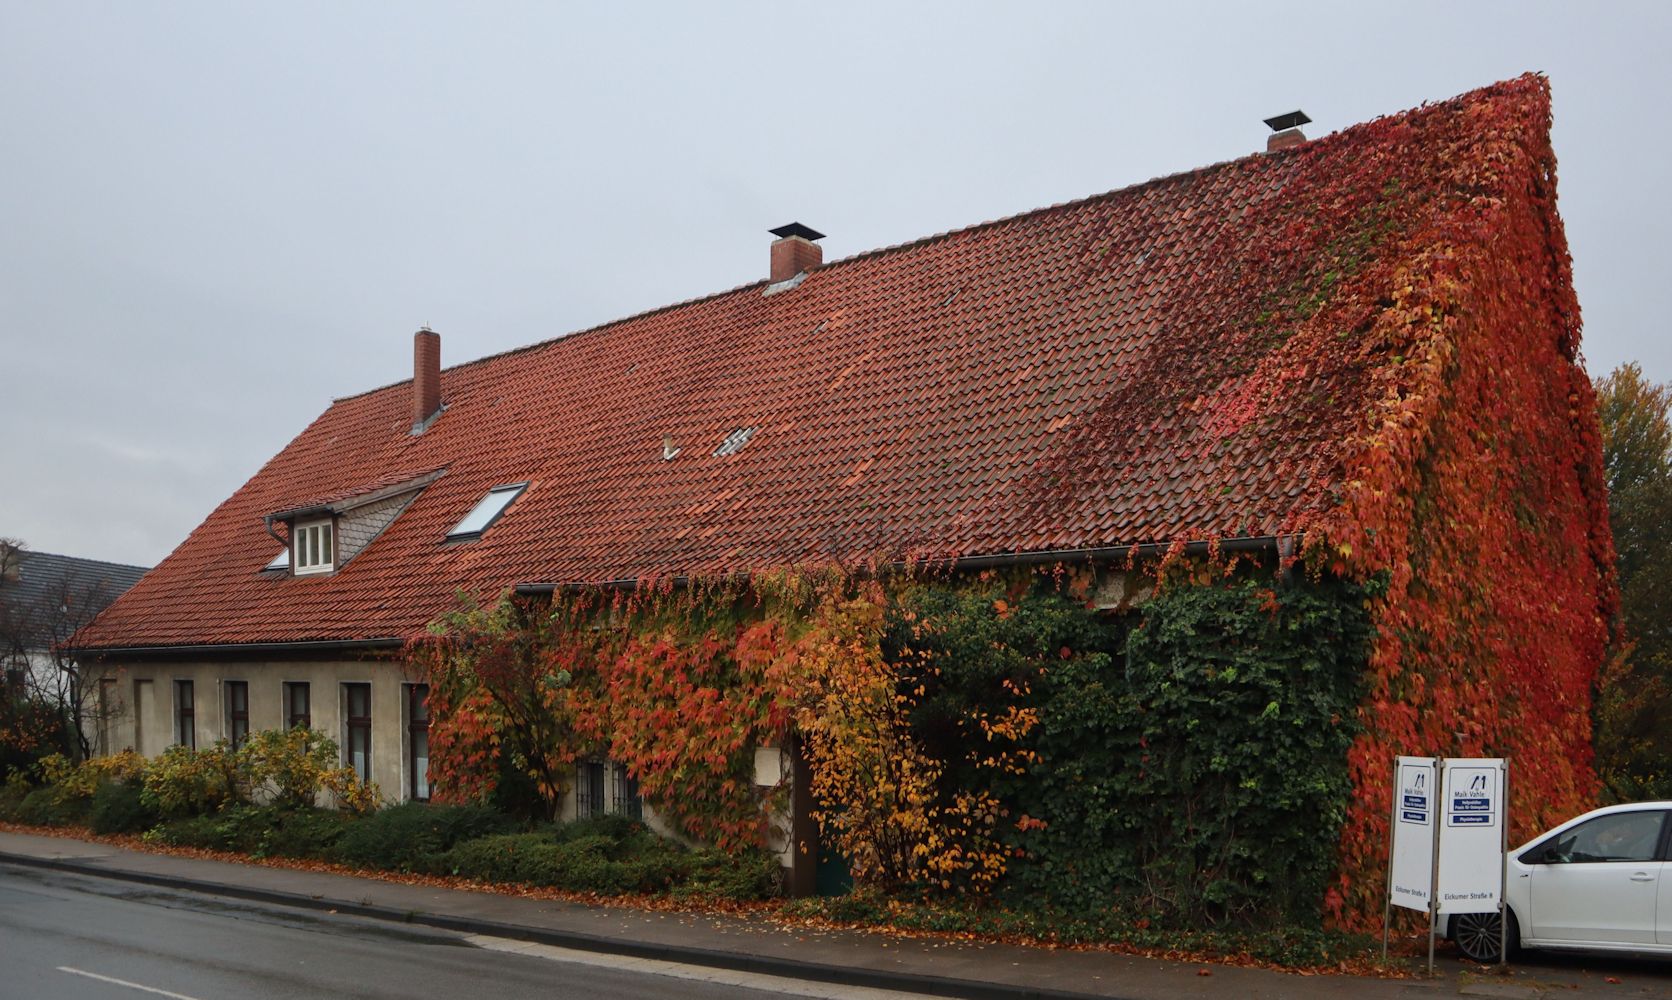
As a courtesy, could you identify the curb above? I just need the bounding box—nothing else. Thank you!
[0,851,1120,1000]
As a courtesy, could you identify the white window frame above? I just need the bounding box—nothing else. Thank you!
[293,519,335,575]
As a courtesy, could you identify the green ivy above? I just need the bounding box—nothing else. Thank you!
[888,571,1378,927]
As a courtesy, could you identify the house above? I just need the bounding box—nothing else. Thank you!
[1,543,148,755]
[70,75,1612,912]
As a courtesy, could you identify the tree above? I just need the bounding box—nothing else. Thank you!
[0,538,125,766]
[1593,363,1672,799]
[406,595,588,821]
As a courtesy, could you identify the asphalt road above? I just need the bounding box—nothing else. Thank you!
[0,864,923,1000]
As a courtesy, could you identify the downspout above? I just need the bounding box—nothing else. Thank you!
[264,514,289,550]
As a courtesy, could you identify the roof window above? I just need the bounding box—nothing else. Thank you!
[713,427,757,457]
[263,548,290,572]
[447,483,527,541]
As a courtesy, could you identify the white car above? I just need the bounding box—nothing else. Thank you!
[1449,802,1672,962]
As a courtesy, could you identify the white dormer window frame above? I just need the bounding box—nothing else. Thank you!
[293,518,336,575]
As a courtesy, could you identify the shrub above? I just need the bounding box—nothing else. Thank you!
[89,780,159,834]
[142,804,354,858]
[257,807,355,859]
[145,814,234,850]
[141,743,239,817]
[17,786,89,826]
[552,813,642,844]
[437,832,551,881]
[0,697,70,780]
[238,728,380,813]
[677,848,783,901]
[440,831,683,894]
[38,750,148,800]
[124,729,381,820]
[432,817,780,898]
[0,772,31,821]
[334,802,516,871]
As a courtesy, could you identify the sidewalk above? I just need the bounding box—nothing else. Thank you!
[0,829,1656,1000]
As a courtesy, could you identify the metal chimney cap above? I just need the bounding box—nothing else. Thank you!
[1263,111,1312,133]
[770,222,826,242]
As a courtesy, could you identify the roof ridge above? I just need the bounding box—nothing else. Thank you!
[22,550,150,574]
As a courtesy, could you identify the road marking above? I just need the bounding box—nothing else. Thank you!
[56,966,206,1000]
[464,934,937,999]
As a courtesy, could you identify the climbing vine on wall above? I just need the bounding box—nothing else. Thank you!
[410,563,1379,928]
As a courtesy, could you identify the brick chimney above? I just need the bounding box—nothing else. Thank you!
[1263,110,1311,153]
[411,327,442,434]
[768,222,825,284]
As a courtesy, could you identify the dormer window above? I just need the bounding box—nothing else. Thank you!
[447,483,527,541]
[293,519,335,574]
[264,548,289,572]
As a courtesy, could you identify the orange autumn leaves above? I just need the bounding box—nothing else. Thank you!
[408,574,1031,890]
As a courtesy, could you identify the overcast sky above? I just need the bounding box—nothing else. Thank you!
[3,1,1668,567]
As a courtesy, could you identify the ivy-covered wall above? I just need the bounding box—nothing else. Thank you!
[411,565,1379,928]
[1294,76,1615,925]
[889,572,1377,925]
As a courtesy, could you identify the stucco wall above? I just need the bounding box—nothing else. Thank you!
[92,657,425,803]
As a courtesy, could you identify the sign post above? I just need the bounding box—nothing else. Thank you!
[1385,756,1438,971]
[1385,756,1508,975]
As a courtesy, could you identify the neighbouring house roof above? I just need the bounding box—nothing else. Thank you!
[73,75,1571,651]
[1,549,149,653]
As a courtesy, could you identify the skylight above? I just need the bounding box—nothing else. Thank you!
[713,427,757,457]
[447,483,527,540]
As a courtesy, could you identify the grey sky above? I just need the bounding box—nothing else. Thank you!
[3,1,1668,567]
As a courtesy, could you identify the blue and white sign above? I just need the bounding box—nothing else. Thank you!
[1389,756,1437,913]
[1437,759,1506,915]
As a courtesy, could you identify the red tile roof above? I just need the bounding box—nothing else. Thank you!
[75,76,1557,649]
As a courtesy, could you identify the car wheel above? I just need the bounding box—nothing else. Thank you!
[1451,909,1520,963]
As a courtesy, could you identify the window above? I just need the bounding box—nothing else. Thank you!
[407,684,431,802]
[344,683,371,783]
[226,681,250,749]
[293,519,335,574]
[263,548,289,572]
[133,679,152,754]
[446,483,527,540]
[97,678,117,755]
[612,763,643,821]
[174,680,195,749]
[1533,811,1667,865]
[576,760,606,819]
[284,682,311,729]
